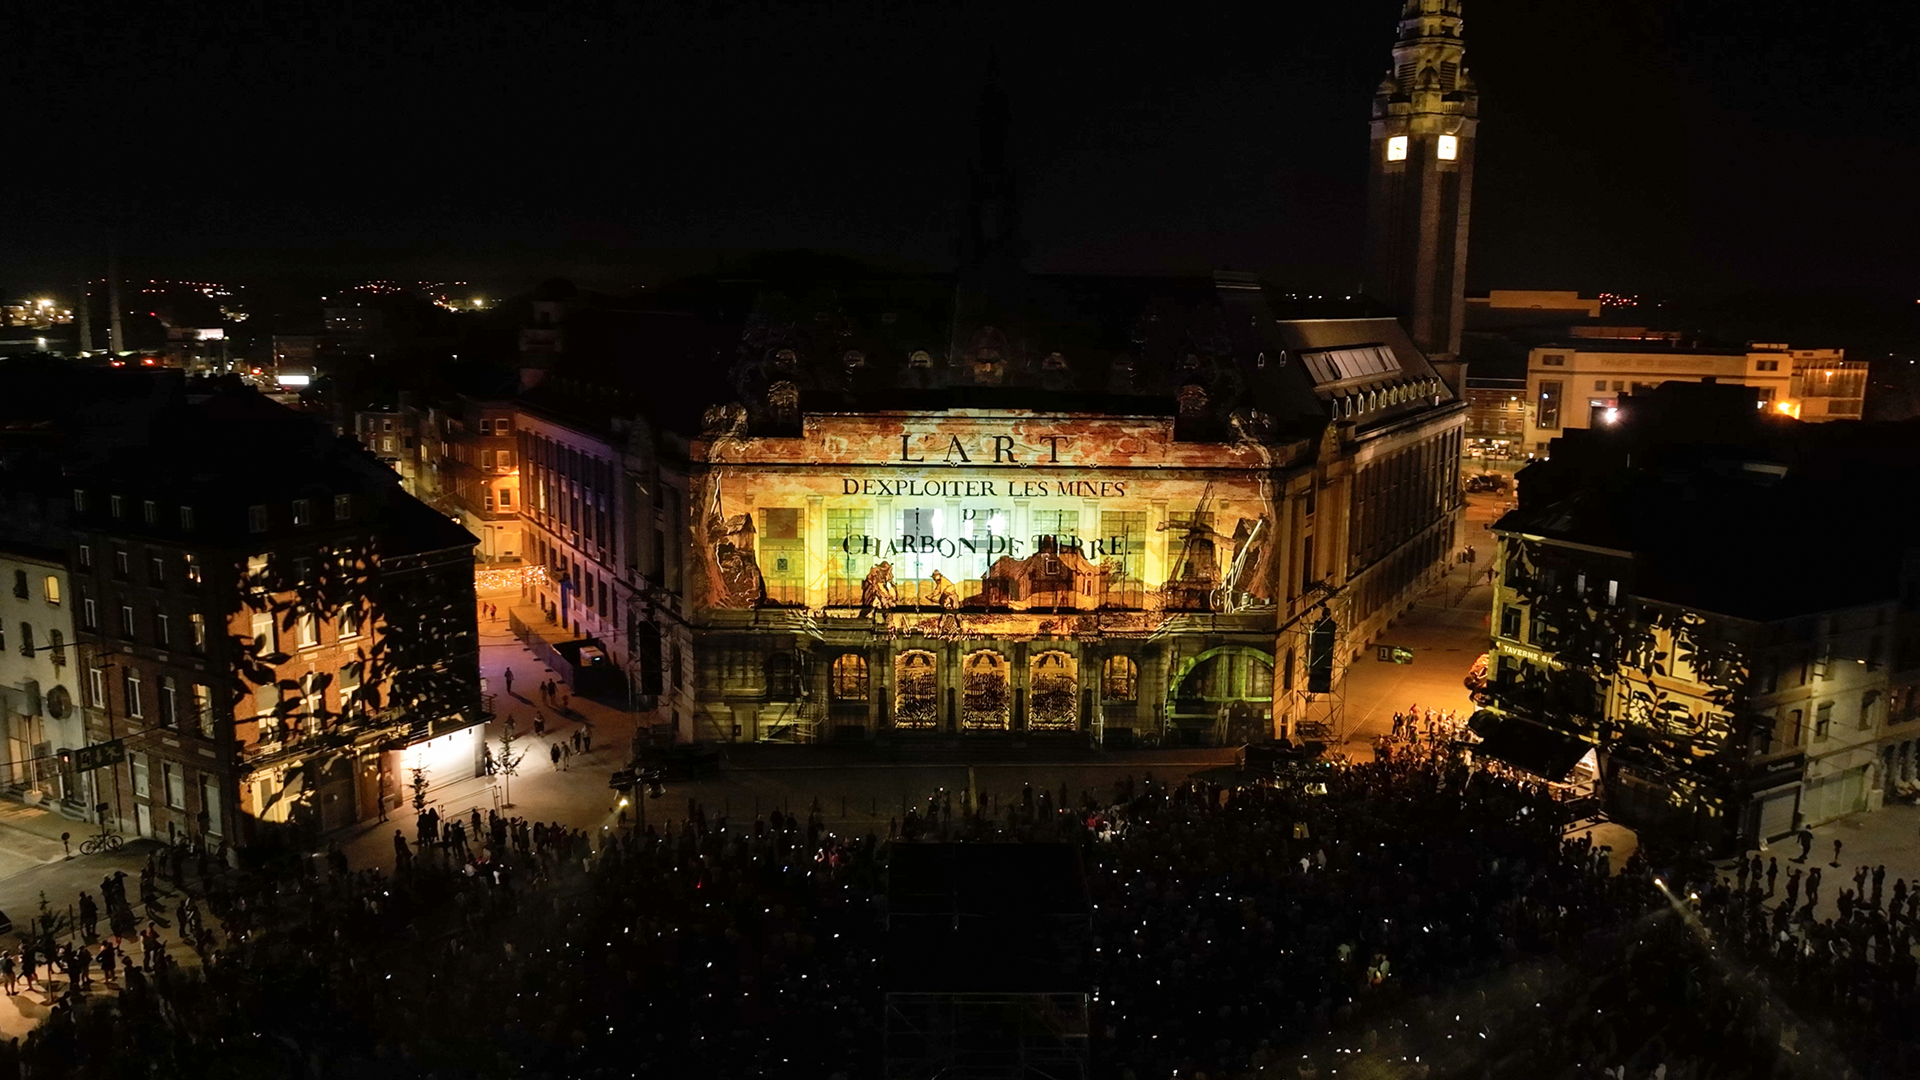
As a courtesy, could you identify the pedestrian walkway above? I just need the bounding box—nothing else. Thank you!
[0,846,219,1040]
[1723,800,1920,925]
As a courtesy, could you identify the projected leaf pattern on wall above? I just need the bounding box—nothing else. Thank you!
[234,537,480,833]
[1495,538,1752,774]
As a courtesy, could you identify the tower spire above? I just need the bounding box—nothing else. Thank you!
[1362,0,1478,365]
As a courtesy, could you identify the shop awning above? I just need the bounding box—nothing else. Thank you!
[1473,717,1592,783]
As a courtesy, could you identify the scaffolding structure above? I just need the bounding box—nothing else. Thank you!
[1284,578,1352,744]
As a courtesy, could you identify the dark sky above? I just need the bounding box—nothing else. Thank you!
[10,0,1917,301]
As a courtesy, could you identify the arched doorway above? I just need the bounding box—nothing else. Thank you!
[894,651,939,729]
[1166,646,1274,746]
[962,650,1010,730]
[1029,651,1079,730]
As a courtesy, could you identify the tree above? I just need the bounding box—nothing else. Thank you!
[411,764,430,814]
[30,890,68,954]
[497,716,528,809]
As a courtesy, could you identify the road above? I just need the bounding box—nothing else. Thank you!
[1335,487,1506,754]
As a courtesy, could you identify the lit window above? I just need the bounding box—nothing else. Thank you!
[1102,655,1139,702]
[1437,134,1458,160]
[1386,135,1408,161]
[194,684,214,737]
[298,613,318,648]
[42,576,59,604]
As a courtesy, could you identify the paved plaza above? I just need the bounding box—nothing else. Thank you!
[0,488,1706,1039]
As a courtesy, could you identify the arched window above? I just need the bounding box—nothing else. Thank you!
[1101,655,1138,702]
[961,650,1010,730]
[831,653,869,700]
[895,651,938,729]
[1030,651,1079,730]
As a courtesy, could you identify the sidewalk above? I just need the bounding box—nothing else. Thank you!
[1726,801,1920,924]
[0,804,207,1040]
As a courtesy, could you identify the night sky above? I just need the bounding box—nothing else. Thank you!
[10,0,1917,300]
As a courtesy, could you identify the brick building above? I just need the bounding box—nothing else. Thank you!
[69,387,484,846]
[434,398,522,564]
[1484,383,1920,852]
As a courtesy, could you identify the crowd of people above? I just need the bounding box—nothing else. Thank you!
[0,746,1907,1079]
[1373,703,1469,755]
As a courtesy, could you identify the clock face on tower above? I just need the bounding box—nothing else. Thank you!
[1386,136,1408,162]
[1437,135,1458,160]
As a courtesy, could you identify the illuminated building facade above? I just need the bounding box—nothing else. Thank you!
[67,389,484,845]
[514,376,697,736]
[434,399,522,564]
[1521,342,1809,455]
[1785,349,1866,421]
[0,544,92,817]
[1461,376,1527,459]
[685,274,1466,747]
[1485,383,1919,852]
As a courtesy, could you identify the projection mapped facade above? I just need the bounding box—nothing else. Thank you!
[695,407,1298,745]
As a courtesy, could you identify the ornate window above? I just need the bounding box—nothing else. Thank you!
[961,650,1010,730]
[1102,655,1138,702]
[831,653,869,701]
[1030,651,1079,730]
[894,651,939,729]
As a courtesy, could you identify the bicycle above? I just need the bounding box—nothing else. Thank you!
[80,833,125,856]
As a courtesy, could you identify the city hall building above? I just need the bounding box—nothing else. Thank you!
[516,0,1479,749]
[684,278,1466,747]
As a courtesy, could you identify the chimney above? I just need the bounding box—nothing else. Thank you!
[77,279,94,353]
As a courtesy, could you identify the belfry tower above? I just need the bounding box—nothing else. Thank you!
[1363,0,1477,367]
